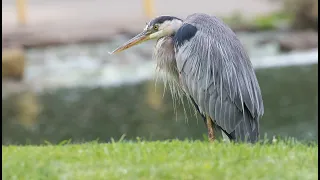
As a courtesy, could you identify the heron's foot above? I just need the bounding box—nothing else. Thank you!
[206,116,215,142]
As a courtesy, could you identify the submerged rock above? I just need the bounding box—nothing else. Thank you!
[257,30,318,52]
[278,31,318,52]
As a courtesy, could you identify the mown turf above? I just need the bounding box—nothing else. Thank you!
[2,140,318,180]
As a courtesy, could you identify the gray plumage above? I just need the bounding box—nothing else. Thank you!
[110,13,264,143]
[153,13,264,143]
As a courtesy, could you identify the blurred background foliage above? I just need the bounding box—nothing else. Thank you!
[2,0,318,145]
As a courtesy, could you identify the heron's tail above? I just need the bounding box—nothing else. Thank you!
[225,110,260,143]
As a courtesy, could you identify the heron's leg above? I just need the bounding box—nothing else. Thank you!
[206,115,215,142]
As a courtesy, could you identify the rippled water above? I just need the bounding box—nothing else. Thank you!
[22,32,287,91]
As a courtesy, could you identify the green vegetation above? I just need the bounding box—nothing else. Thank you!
[222,0,319,31]
[252,13,293,30]
[222,0,318,31]
[221,11,293,31]
[2,140,318,180]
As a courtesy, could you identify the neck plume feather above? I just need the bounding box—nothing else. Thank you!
[153,36,186,112]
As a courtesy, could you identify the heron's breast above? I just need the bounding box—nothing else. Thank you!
[153,36,177,75]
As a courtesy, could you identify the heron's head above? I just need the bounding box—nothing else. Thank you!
[110,16,183,54]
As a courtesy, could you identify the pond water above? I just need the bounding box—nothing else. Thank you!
[2,32,318,145]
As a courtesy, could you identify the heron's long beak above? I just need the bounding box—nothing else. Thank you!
[109,30,151,54]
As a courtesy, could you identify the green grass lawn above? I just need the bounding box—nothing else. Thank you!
[2,140,318,180]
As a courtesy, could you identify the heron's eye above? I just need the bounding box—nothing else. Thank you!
[153,25,159,30]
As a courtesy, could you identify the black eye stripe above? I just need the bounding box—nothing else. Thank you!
[150,16,182,25]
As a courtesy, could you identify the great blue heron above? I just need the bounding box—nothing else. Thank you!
[110,13,264,143]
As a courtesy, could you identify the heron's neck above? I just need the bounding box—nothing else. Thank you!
[159,18,183,37]
[170,19,183,33]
